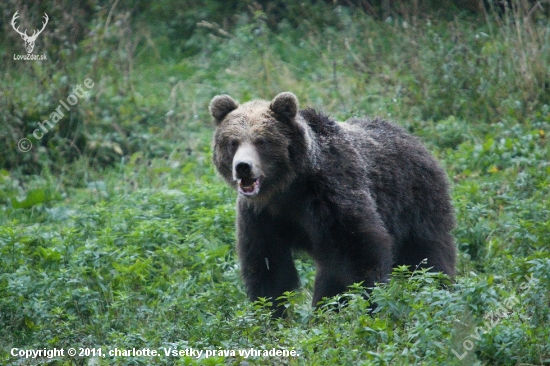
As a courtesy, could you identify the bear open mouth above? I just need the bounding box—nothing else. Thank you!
[238,177,260,196]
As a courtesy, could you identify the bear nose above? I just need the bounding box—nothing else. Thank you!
[235,162,252,177]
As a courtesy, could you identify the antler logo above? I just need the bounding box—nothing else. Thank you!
[11,11,49,54]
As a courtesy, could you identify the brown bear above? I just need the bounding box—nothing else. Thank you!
[209,92,456,316]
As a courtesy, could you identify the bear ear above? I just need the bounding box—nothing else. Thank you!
[209,95,239,124]
[270,92,299,121]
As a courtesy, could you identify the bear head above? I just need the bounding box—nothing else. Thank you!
[209,92,312,205]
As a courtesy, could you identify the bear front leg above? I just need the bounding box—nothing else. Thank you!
[311,225,393,310]
[237,206,300,317]
[311,264,350,306]
[312,260,385,310]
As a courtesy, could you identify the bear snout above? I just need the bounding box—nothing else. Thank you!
[232,144,261,180]
[235,162,252,177]
[232,144,263,197]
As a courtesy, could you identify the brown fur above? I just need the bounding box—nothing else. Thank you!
[209,92,456,316]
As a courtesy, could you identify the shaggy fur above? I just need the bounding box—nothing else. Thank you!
[209,92,456,316]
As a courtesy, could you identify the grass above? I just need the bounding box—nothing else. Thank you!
[1,2,549,365]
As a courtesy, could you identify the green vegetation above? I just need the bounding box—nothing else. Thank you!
[1,1,549,365]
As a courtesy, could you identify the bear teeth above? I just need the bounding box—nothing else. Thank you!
[238,178,260,196]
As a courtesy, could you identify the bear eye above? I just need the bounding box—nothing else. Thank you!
[255,138,267,146]
[227,139,239,154]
